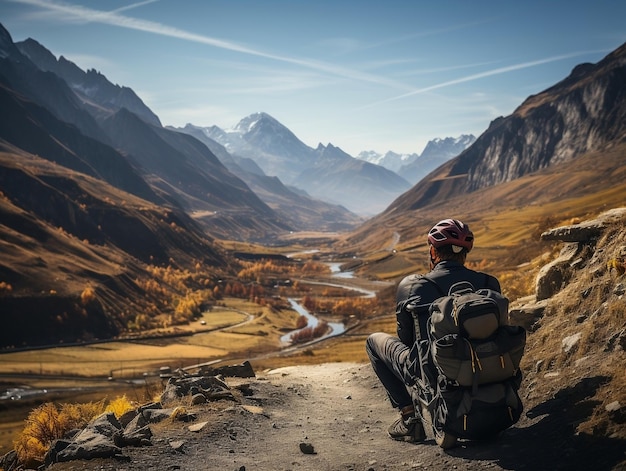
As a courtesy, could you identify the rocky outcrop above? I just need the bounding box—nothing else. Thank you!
[536,208,626,301]
[0,363,255,470]
[510,207,626,327]
[522,207,625,338]
[508,207,626,447]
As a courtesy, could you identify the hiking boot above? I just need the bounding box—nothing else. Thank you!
[388,415,426,443]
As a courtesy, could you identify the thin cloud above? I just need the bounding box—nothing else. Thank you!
[359,50,609,110]
[9,0,417,92]
[110,0,160,14]
[362,19,495,52]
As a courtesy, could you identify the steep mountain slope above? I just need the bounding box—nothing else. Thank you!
[390,42,626,212]
[0,26,107,144]
[99,109,291,240]
[0,80,162,206]
[0,141,231,348]
[200,112,411,215]
[0,23,293,241]
[15,38,161,127]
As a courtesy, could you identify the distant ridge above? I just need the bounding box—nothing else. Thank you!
[356,135,476,183]
[175,124,363,232]
[194,112,411,215]
[16,37,162,127]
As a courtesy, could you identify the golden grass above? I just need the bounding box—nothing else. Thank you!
[0,298,300,378]
[12,394,139,468]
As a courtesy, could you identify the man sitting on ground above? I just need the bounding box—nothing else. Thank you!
[365,218,501,442]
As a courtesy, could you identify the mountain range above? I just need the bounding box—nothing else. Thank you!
[394,42,626,211]
[356,134,476,181]
[175,114,408,215]
[0,17,625,347]
[3,24,474,222]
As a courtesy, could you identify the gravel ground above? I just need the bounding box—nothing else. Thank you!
[47,362,626,471]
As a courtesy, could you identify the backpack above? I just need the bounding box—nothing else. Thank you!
[428,281,526,389]
[412,278,526,442]
[429,281,509,340]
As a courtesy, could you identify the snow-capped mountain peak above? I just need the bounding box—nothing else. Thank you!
[355,134,476,181]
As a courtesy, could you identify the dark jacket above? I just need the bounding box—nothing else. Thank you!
[395,260,501,346]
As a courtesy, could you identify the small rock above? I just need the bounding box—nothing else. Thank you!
[299,442,316,454]
[191,393,207,405]
[169,440,185,452]
[606,401,621,412]
[606,401,626,424]
[188,421,208,432]
[143,408,173,423]
[241,404,264,414]
[562,333,582,353]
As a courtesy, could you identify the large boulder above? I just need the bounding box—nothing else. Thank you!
[53,412,124,463]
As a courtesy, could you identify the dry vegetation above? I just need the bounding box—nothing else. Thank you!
[0,254,387,463]
[520,223,626,439]
[12,396,136,468]
[3,215,625,466]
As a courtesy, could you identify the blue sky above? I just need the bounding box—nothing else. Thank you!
[1,1,625,156]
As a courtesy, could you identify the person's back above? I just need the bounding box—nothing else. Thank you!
[396,260,501,346]
[366,218,502,443]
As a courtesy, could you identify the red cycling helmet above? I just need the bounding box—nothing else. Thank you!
[427,219,474,252]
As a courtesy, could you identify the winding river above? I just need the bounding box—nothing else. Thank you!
[279,263,380,345]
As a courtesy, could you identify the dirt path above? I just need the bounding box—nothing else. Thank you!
[47,362,625,471]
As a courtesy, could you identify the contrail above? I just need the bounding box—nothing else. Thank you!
[9,0,416,92]
[359,50,609,110]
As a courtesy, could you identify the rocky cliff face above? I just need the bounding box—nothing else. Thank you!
[395,42,626,210]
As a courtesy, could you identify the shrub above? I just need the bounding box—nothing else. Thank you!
[0,281,13,294]
[13,399,106,468]
[12,395,137,468]
[290,321,329,344]
[105,395,135,418]
[295,315,308,329]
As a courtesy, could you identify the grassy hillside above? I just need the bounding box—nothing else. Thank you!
[0,144,234,348]
[337,143,626,298]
